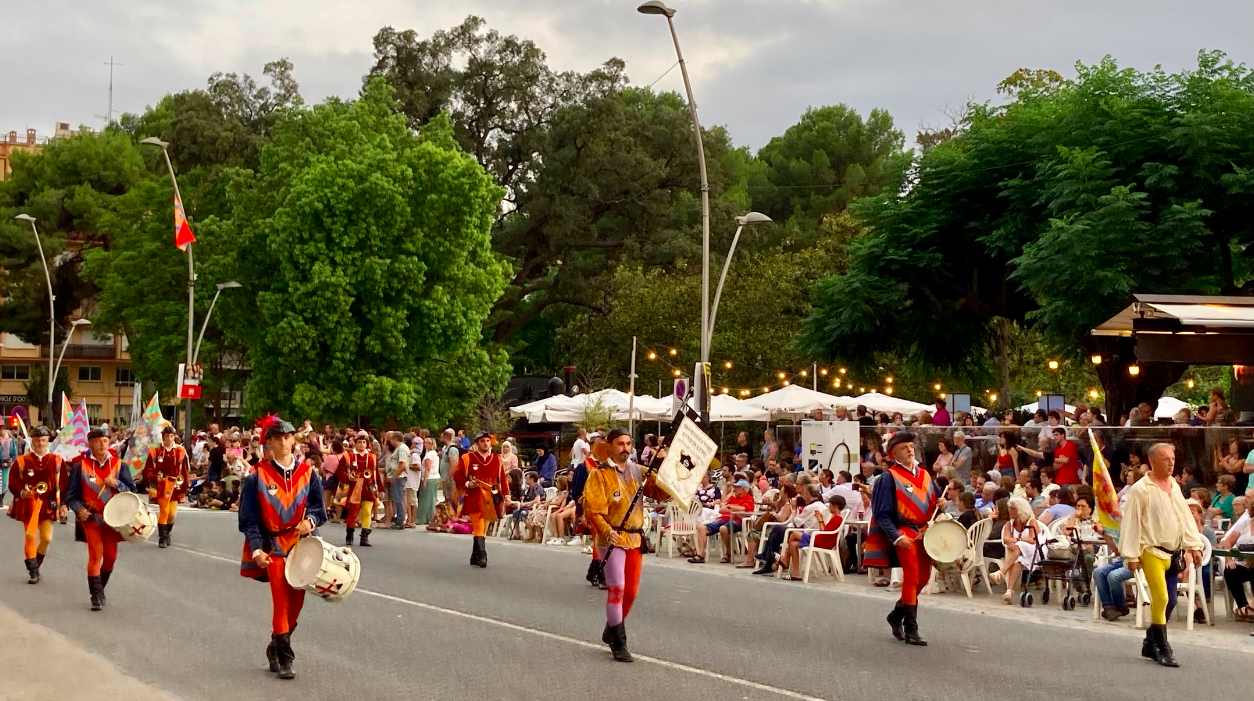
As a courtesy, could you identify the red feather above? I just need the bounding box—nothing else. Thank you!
[255,414,282,431]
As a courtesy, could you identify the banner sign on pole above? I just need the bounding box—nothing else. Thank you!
[654,406,717,511]
[177,363,203,400]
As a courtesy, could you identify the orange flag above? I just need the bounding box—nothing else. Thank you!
[174,193,196,250]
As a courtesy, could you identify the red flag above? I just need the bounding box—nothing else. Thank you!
[173,193,196,250]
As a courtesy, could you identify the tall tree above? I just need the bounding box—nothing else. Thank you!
[215,79,509,424]
[800,51,1254,418]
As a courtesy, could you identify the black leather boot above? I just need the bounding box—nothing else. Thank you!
[602,623,613,646]
[477,537,488,568]
[359,528,372,547]
[99,569,112,607]
[1141,627,1159,660]
[25,558,40,584]
[903,605,927,646]
[35,553,45,568]
[345,528,355,546]
[1151,624,1178,667]
[886,602,905,641]
[165,523,174,547]
[469,537,480,566]
[157,523,168,548]
[88,575,103,611]
[609,623,633,662]
[265,640,279,673]
[274,633,295,680]
[587,559,602,586]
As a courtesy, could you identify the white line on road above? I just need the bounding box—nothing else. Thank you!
[175,544,828,701]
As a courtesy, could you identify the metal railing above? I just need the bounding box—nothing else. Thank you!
[38,344,117,360]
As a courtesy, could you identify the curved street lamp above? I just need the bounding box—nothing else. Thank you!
[708,212,772,351]
[192,281,242,365]
[14,214,56,426]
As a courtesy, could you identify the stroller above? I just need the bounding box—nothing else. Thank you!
[1017,527,1093,610]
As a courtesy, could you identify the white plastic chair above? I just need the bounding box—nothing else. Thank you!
[657,500,701,558]
[800,520,850,583]
[1180,538,1213,630]
[955,518,995,598]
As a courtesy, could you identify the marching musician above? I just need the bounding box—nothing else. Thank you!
[341,431,382,547]
[583,428,666,662]
[65,428,137,611]
[864,432,943,646]
[143,426,190,549]
[7,426,62,584]
[238,415,326,681]
[452,431,507,568]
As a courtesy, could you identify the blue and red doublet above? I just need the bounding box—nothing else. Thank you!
[863,462,938,569]
[238,459,325,581]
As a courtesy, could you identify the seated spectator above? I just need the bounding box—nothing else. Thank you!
[690,480,755,564]
[1179,465,1203,497]
[1038,485,1076,525]
[1186,498,1216,622]
[512,472,546,540]
[955,492,979,529]
[760,484,824,576]
[975,482,998,517]
[778,494,847,580]
[695,471,721,509]
[1218,499,1254,620]
[427,502,472,534]
[983,498,1010,561]
[1212,475,1237,521]
[744,481,797,569]
[818,469,839,501]
[1013,469,1032,499]
[989,497,1044,604]
[943,480,965,517]
[541,474,572,544]
[1092,515,1131,620]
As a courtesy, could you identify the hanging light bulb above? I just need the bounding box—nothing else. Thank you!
[885,387,894,395]
[1088,389,1099,399]
[777,372,786,380]
[722,387,730,394]
[934,383,941,391]
[1047,360,1059,370]
[672,368,681,377]
[1090,354,1102,365]
[800,370,808,378]
[820,368,828,376]
[1128,365,1140,376]
[782,380,791,386]
[647,351,657,361]
[669,348,678,356]
[886,376,893,384]
[838,367,847,375]
[724,361,733,369]
[1186,379,1195,389]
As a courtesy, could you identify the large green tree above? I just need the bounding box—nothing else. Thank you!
[215,79,510,425]
[800,51,1254,418]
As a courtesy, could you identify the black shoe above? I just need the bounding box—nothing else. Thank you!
[1141,628,1159,660]
[587,559,602,586]
[1151,624,1178,667]
[35,553,45,568]
[98,569,111,607]
[887,603,905,641]
[472,536,488,568]
[25,558,40,585]
[345,529,355,546]
[359,529,372,547]
[157,523,168,548]
[265,641,279,673]
[1101,605,1121,621]
[88,576,103,611]
[602,624,613,646]
[609,623,633,662]
[903,605,927,646]
[274,633,295,680]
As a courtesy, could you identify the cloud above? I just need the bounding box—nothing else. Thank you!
[2,0,1251,150]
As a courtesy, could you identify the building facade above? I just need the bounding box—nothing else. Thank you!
[0,324,136,426]
[1,123,88,180]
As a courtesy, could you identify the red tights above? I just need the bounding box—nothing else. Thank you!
[266,556,306,634]
[896,541,932,606]
[82,520,121,577]
[601,547,642,625]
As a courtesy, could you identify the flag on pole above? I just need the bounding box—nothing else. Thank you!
[125,393,170,478]
[174,193,196,250]
[51,401,89,461]
[1088,428,1121,540]
[60,393,73,428]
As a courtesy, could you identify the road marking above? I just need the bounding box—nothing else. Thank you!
[175,544,828,701]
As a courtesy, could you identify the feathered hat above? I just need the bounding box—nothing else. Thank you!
[256,414,296,440]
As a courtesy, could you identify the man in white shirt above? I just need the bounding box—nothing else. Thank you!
[385,432,410,530]
[570,428,590,470]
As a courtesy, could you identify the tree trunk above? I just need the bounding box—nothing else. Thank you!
[1085,336,1187,422]
[992,317,1012,410]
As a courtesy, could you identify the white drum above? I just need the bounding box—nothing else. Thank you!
[102,491,157,542]
[922,519,968,564]
[285,536,360,602]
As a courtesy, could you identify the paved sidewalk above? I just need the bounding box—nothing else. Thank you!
[0,601,173,701]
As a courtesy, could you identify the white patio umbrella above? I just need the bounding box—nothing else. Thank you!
[645,394,771,422]
[533,389,666,423]
[743,384,859,419]
[854,392,931,416]
[1154,396,1191,420]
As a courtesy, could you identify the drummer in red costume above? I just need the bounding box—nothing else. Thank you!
[453,431,508,568]
[143,426,190,549]
[864,432,944,646]
[238,415,326,681]
[65,428,137,611]
[341,431,381,547]
[8,426,62,584]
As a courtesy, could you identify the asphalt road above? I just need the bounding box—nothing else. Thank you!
[0,509,1249,701]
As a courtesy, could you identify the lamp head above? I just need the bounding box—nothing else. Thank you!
[70,319,91,327]
[139,136,169,148]
[216,281,242,291]
[735,212,772,226]
[14,214,35,223]
[637,1,676,17]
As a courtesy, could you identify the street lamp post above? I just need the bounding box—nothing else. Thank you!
[193,281,241,365]
[708,212,771,350]
[53,320,92,420]
[638,0,712,426]
[14,214,56,427]
[140,137,195,445]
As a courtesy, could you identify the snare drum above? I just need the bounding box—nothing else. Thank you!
[285,536,361,602]
[922,519,968,563]
[102,491,158,542]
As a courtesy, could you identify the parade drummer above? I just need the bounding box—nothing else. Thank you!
[583,428,667,662]
[143,426,190,549]
[453,431,507,568]
[341,431,381,547]
[8,426,62,584]
[65,428,137,611]
[238,415,326,680]
[864,432,943,646]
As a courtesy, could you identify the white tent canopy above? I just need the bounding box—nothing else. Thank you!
[509,389,666,424]
[854,392,931,416]
[644,394,772,423]
[742,384,859,419]
[1154,396,1191,420]
[1017,401,1078,417]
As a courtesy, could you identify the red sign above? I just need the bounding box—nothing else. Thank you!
[179,384,202,400]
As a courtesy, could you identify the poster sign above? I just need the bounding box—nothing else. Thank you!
[654,408,717,511]
[672,376,689,416]
[177,363,203,400]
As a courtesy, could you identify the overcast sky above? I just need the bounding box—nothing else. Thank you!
[5,0,1252,151]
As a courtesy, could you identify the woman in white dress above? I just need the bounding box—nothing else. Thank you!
[989,496,1044,604]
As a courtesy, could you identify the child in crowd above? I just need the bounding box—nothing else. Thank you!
[426,503,472,534]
